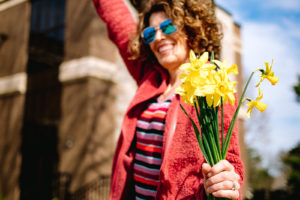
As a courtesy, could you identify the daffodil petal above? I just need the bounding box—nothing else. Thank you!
[256,88,264,101]
[189,50,196,62]
[199,52,209,63]
[227,64,238,74]
[255,102,267,112]
[246,102,255,118]
[267,76,279,85]
[179,63,192,71]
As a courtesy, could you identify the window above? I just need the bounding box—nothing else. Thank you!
[30,0,65,42]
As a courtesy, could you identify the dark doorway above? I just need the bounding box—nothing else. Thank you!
[20,62,62,200]
[20,0,65,199]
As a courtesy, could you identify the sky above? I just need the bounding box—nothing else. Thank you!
[215,0,300,174]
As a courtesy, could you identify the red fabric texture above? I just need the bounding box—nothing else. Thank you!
[92,0,244,199]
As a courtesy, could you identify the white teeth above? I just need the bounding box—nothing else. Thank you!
[158,45,172,53]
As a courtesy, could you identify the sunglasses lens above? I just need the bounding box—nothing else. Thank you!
[142,19,177,44]
[142,27,156,44]
[160,19,177,35]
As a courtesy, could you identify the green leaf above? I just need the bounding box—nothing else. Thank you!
[221,98,224,156]
[202,129,215,166]
[179,104,210,164]
[223,71,255,158]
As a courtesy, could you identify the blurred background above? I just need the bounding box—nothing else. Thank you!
[0,0,299,199]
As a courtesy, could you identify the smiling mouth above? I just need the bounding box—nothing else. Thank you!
[158,45,173,54]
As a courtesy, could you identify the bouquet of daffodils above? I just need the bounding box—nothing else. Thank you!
[175,50,279,200]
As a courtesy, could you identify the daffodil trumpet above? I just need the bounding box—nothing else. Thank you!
[176,50,278,200]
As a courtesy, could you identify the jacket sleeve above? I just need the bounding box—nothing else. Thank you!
[222,102,244,199]
[92,0,148,85]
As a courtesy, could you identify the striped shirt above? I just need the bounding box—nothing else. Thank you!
[134,95,174,200]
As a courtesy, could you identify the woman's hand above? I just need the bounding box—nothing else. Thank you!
[202,160,240,200]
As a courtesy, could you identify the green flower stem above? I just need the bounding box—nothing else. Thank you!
[199,99,214,136]
[202,130,215,165]
[204,99,222,163]
[194,99,211,159]
[198,98,218,164]
[213,105,221,157]
[205,124,219,163]
[197,97,222,165]
[193,100,211,163]
[208,194,215,200]
[180,104,210,164]
[208,124,221,163]
[221,98,224,156]
[206,130,219,164]
[223,71,256,159]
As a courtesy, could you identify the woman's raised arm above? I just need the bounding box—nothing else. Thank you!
[92,0,147,84]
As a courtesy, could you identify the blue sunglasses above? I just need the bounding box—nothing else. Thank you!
[141,19,177,44]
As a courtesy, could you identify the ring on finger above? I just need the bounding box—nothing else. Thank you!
[232,181,237,191]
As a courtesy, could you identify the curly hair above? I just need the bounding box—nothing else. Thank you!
[129,0,223,62]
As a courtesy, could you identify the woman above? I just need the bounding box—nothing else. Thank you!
[93,0,244,199]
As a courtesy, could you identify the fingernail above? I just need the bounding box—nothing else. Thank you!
[207,172,212,177]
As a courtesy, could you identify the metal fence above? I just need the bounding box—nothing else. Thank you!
[53,174,110,200]
[70,176,110,200]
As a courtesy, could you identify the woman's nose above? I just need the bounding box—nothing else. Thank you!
[154,29,166,42]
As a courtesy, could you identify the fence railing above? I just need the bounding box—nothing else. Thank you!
[71,176,110,200]
[53,174,111,200]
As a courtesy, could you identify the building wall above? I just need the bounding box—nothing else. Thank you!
[57,0,136,198]
[0,1,31,200]
[0,0,136,199]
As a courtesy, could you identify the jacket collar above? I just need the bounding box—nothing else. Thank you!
[127,63,169,112]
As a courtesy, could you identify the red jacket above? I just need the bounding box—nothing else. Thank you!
[93,0,244,199]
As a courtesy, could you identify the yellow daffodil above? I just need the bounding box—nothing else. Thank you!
[180,50,215,72]
[204,70,237,107]
[213,59,238,75]
[175,81,205,105]
[246,88,267,118]
[176,51,238,107]
[256,59,279,87]
[175,82,195,105]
